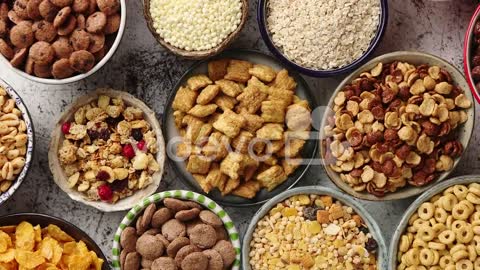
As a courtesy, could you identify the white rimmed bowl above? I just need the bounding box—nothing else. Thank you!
[0,0,126,85]
[48,88,165,212]
[319,51,475,201]
[242,186,388,270]
[111,190,241,270]
[389,175,480,269]
[0,78,34,206]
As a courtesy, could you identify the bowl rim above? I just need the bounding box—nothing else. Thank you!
[48,88,166,212]
[0,0,126,85]
[0,212,109,269]
[0,78,35,206]
[111,189,242,270]
[241,185,388,270]
[388,175,480,269]
[319,50,476,201]
[463,5,480,104]
[142,0,248,60]
[162,48,319,207]
[257,0,389,77]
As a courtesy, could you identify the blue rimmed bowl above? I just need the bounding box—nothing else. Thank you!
[242,186,388,270]
[0,78,34,206]
[389,175,480,269]
[111,190,241,270]
[257,0,388,77]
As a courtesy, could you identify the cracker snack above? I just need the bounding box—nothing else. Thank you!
[172,59,312,199]
[0,221,103,269]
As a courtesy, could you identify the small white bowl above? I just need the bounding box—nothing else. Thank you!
[0,0,126,85]
[48,89,165,212]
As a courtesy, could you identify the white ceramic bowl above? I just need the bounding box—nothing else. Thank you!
[242,186,388,270]
[111,190,241,270]
[319,51,475,201]
[48,89,165,212]
[0,0,126,85]
[389,175,480,269]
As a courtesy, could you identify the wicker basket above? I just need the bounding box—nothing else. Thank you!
[143,0,248,60]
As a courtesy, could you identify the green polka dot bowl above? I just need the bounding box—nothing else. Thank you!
[111,190,241,269]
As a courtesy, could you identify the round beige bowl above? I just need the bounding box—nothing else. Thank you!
[48,89,165,212]
[143,0,248,59]
[319,51,475,201]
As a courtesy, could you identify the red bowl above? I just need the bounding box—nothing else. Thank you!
[464,5,480,103]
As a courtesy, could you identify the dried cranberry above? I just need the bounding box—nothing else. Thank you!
[137,140,146,150]
[132,129,143,141]
[303,207,318,221]
[97,185,113,201]
[365,238,378,252]
[96,170,110,181]
[122,144,135,159]
[61,122,71,134]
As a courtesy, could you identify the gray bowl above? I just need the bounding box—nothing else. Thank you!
[319,51,476,201]
[389,175,480,270]
[242,186,388,270]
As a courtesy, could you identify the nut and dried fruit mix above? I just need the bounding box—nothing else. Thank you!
[0,86,28,194]
[396,183,480,270]
[266,0,380,70]
[0,221,103,269]
[471,20,480,90]
[0,0,121,79]
[172,58,312,199]
[249,194,378,269]
[57,93,160,203]
[323,62,472,197]
[149,0,242,52]
[120,198,236,270]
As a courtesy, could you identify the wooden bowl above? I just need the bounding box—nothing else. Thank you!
[143,0,248,60]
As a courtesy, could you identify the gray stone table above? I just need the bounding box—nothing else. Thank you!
[0,0,479,266]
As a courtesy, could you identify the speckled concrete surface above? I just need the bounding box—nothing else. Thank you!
[0,0,479,266]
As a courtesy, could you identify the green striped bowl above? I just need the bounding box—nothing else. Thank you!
[111,190,241,269]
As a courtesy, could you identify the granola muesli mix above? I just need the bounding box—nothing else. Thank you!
[57,94,160,203]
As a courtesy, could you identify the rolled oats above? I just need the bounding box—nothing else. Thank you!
[266,0,380,70]
[0,86,28,192]
[324,62,471,197]
[57,94,160,203]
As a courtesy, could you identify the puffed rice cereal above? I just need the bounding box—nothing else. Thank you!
[0,86,28,194]
[249,194,378,270]
[323,61,472,197]
[396,183,480,270]
[57,93,160,203]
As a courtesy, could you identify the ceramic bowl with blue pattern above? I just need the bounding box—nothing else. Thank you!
[0,78,34,206]
[112,190,241,269]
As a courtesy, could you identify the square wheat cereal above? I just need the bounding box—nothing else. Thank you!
[197,85,221,105]
[224,59,253,83]
[278,139,306,157]
[232,181,261,199]
[282,158,302,176]
[220,152,244,180]
[216,79,243,97]
[248,64,277,83]
[268,87,294,106]
[172,86,198,112]
[261,100,287,123]
[187,74,212,91]
[193,174,213,193]
[208,59,230,81]
[231,131,254,153]
[248,76,269,93]
[256,165,288,191]
[206,164,228,190]
[187,154,211,174]
[221,178,241,196]
[212,109,246,138]
[236,85,268,114]
[202,132,230,161]
[271,69,297,90]
[214,94,238,111]
[194,123,213,146]
[256,123,284,140]
[188,104,218,118]
[241,113,265,133]
[173,111,185,129]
